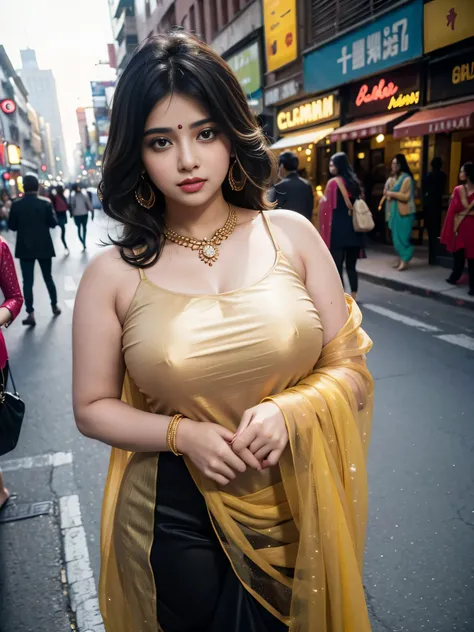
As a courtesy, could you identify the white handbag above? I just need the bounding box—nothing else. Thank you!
[335,177,375,233]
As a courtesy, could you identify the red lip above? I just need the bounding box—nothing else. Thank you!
[178,178,206,186]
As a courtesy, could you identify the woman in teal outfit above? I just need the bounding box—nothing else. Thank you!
[385,154,416,271]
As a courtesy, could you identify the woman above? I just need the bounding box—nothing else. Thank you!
[73,32,374,632]
[385,154,416,271]
[51,185,70,254]
[70,184,92,250]
[441,162,474,296]
[0,189,12,231]
[0,236,24,510]
[319,152,363,300]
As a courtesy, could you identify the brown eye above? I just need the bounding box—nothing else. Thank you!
[151,138,171,149]
[198,128,217,141]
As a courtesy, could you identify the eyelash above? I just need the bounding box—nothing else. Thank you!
[149,127,220,150]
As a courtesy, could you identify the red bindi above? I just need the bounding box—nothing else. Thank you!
[178,124,183,129]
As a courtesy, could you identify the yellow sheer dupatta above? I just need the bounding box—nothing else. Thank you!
[98,296,373,632]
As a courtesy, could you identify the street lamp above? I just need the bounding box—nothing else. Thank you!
[55,156,60,161]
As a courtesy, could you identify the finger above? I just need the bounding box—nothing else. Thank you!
[237,447,262,471]
[212,473,231,486]
[213,425,236,443]
[214,462,238,481]
[249,436,267,454]
[223,448,247,474]
[233,408,256,441]
[232,424,259,453]
[254,445,272,462]
[261,448,284,469]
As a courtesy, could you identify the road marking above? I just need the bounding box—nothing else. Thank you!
[65,298,76,310]
[60,495,104,632]
[435,333,474,351]
[0,451,73,472]
[363,304,442,333]
[65,276,78,292]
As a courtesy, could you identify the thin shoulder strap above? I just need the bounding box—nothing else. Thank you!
[261,211,281,252]
[132,248,147,280]
[334,177,353,212]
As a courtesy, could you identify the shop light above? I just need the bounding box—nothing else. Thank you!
[306,157,311,162]
[305,149,311,156]
[376,133,385,144]
[357,152,365,159]
[297,146,302,152]
[309,144,313,149]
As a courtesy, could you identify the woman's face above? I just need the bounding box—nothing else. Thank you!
[392,158,400,174]
[1,192,7,202]
[329,160,337,176]
[459,167,467,182]
[142,93,232,209]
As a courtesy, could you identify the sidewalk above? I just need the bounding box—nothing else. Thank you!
[358,245,474,310]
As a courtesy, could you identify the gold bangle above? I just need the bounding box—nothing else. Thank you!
[167,414,184,456]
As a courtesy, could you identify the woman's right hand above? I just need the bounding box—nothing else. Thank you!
[176,419,248,486]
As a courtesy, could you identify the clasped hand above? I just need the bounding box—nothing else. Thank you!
[179,402,288,486]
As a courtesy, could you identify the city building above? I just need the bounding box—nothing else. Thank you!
[109,0,139,74]
[0,45,38,196]
[18,49,67,178]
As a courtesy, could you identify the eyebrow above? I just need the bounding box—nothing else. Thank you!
[144,118,214,136]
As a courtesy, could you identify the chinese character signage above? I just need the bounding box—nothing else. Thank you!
[429,50,474,103]
[347,65,421,118]
[263,0,298,73]
[277,93,339,132]
[304,0,423,94]
[227,42,261,96]
[424,0,474,53]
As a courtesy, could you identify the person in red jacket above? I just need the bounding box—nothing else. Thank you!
[441,162,474,296]
[0,236,24,509]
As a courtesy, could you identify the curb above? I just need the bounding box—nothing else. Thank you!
[359,271,474,311]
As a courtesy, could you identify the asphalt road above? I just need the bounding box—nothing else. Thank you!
[0,213,473,632]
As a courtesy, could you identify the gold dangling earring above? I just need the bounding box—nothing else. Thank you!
[228,160,246,192]
[135,173,156,209]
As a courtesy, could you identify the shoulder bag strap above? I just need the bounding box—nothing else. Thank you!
[334,177,354,214]
[7,364,18,395]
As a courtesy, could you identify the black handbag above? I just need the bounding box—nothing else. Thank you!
[0,365,25,456]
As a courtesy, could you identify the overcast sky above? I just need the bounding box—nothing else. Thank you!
[0,0,115,171]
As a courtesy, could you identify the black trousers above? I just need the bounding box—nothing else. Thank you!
[331,247,359,293]
[151,452,287,632]
[19,258,58,314]
[74,215,88,247]
[448,249,474,292]
[425,211,442,265]
[57,213,68,250]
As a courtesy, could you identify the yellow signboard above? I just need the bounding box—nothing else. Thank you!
[424,0,474,53]
[263,0,298,73]
[277,95,335,131]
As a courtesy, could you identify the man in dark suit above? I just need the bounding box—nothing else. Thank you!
[8,173,61,327]
[269,151,314,221]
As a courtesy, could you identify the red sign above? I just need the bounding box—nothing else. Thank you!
[0,99,16,115]
[356,80,398,107]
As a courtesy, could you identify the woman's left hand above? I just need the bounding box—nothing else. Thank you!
[231,402,289,469]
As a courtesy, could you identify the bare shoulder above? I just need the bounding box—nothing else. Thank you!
[79,246,133,294]
[268,209,324,250]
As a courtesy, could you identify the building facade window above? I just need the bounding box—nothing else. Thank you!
[221,0,229,25]
[309,0,394,45]
[232,0,239,16]
[210,0,218,37]
[198,0,206,39]
[190,4,196,32]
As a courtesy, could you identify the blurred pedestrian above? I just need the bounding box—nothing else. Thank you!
[51,184,70,254]
[269,151,314,221]
[319,152,364,300]
[0,235,24,510]
[385,154,416,271]
[7,173,61,327]
[0,189,12,231]
[70,184,93,251]
[423,157,447,265]
[441,162,474,296]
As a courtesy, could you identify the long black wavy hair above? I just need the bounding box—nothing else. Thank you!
[393,153,414,180]
[330,152,361,197]
[99,30,276,268]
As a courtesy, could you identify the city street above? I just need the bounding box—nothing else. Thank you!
[0,214,472,632]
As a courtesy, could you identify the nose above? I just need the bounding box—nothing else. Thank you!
[177,140,200,172]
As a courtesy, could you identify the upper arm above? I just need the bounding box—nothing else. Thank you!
[270,210,347,344]
[72,250,126,421]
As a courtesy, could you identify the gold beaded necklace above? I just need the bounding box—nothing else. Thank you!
[163,204,238,266]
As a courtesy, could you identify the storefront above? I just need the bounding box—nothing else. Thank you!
[394,45,474,193]
[332,64,423,222]
[270,91,340,198]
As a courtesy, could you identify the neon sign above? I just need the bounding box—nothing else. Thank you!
[277,95,336,131]
[355,79,420,111]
